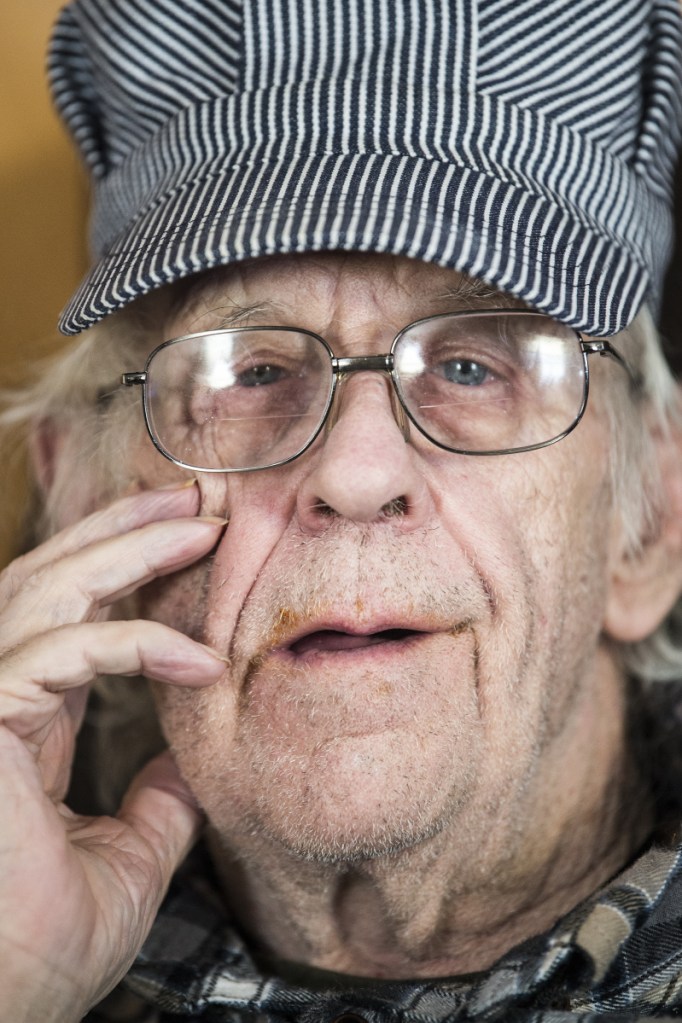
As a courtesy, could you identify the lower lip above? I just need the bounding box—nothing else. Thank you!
[245,630,473,740]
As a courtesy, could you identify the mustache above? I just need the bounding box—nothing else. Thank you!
[229,527,493,666]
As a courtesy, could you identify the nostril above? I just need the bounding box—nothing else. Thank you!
[307,495,407,521]
[380,496,408,518]
[309,498,338,517]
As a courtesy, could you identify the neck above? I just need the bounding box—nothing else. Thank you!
[207,662,652,979]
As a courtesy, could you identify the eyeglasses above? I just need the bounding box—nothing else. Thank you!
[121,309,640,473]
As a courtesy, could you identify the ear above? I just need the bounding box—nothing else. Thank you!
[30,416,67,496]
[28,416,95,531]
[604,416,682,643]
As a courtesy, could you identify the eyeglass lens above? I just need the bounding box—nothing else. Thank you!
[144,313,587,471]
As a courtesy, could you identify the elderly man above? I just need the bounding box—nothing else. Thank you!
[3,0,682,1020]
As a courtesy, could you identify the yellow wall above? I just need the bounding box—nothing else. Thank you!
[0,4,88,565]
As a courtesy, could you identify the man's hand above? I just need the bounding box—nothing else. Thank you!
[0,482,227,1022]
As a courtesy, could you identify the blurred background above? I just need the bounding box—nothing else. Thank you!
[0,4,681,570]
[0,3,87,566]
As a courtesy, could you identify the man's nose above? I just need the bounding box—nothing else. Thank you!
[295,373,434,530]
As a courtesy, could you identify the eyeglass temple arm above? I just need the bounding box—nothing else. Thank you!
[580,339,643,393]
[94,371,144,406]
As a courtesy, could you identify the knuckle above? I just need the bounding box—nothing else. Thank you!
[0,571,104,660]
[0,556,29,606]
[12,564,97,622]
[0,641,23,678]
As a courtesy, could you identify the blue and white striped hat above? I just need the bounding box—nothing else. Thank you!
[49,0,682,337]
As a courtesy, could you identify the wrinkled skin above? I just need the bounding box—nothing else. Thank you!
[1,254,680,1019]
[138,255,660,974]
[0,484,227,1021]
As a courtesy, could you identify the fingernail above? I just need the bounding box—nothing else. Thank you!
[156,478,198,491]
[198,516,230,526]
[199,643,231,664]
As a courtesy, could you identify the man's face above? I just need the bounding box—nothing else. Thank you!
[128,253,629,872]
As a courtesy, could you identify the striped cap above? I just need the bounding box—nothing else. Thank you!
[49,0,682,337]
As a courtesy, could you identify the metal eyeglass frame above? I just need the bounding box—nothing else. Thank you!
[121,308,642,474]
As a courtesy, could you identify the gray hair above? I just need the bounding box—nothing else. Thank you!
[614,309,682,683]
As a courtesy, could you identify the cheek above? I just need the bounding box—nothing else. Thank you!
[433,442,615,717]
[58,412,194,521]
[136,468,303,652]
[451,434,614,596]
[197,471,296,640]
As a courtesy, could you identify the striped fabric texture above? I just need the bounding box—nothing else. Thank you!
[48,0,682,337]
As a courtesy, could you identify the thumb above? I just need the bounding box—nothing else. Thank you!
[118,750,204,896]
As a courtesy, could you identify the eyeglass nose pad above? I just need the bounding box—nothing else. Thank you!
[323,371,411,442]
[390,381,411,442]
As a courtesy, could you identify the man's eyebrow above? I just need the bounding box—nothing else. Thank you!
[183,300,280,331]
[208,302,277,327]
[438,278,520,307]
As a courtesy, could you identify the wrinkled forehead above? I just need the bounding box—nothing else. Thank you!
[166,253,524,339]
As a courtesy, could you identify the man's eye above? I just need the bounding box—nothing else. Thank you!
[236,363,287,387]
[438,359,491,386]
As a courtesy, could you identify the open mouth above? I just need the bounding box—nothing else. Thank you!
[288,628,425,657]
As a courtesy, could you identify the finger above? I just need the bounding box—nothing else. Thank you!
[0,515,226,647]
[0,744,201,1016]
[117,751,205,902]
[0,480,200,605]
[0,620,227,741]
[54,753,206,981]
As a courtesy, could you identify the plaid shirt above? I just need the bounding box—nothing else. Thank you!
[85,831,682,1023]
[87,684,682,1023]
